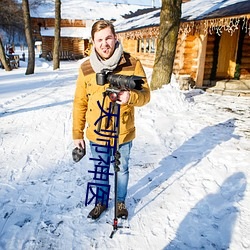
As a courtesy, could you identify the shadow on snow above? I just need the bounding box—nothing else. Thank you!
[127,118,243,248]
[129,118,239,212]
[0,100,73,117]
[164,172,247,249]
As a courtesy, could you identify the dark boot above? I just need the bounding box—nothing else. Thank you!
[117,202,128,219]
[87,202,107,220]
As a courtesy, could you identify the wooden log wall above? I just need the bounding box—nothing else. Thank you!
[120,39,137,54]
[120,38,156,68]
[61,38,74,52]
[72,38,87,56]
[183,35,198,79]
[41,37,53,58]
[134,53,155,68]
[173,34,185,75]
[120,31,200,78]
[173,34,199,80]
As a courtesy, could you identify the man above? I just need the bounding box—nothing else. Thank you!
[72,20,150,220]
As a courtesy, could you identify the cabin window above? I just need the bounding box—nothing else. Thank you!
[150,38,155,53]
[137,38,156,54]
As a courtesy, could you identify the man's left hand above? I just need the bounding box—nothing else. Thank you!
[116,90,130,105]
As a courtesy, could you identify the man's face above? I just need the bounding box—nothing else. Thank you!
[93,27,117,60]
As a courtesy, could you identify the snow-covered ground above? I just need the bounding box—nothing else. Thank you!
[0,50,250,250]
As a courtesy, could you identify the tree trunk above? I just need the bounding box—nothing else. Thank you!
[151,0,182,90]
[22,0,35,75]
[0,37,11,71]
[53,0,61,70]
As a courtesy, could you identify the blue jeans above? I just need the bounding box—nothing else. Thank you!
[89,140,132,206]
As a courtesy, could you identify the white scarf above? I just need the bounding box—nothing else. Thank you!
[90,41,123,73]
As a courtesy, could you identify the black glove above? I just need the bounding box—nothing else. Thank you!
[72,146,86,162]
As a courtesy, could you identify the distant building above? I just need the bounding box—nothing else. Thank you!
[30,1,151,60]
[31,17,92,60]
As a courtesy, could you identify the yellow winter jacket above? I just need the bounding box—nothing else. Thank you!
[72,52,150,145]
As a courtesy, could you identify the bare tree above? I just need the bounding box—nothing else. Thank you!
[22,0,35,75]
[0,0,24,37]
[53,0,61,70]
[151,0,182,90]
[0,37,11,71]
[0,0,23,71]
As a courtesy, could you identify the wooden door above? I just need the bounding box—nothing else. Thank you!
[216,30,239,78]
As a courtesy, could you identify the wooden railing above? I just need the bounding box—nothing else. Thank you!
[46,51,83,61]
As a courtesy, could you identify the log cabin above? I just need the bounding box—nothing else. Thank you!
[31,18,92,60]
[115,0,250,94]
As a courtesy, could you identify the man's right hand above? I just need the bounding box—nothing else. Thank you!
[74,139,85,149]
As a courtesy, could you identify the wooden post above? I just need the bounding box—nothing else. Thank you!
[195,32,207,88]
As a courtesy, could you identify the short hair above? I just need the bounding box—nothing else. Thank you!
[91,20,116,40]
